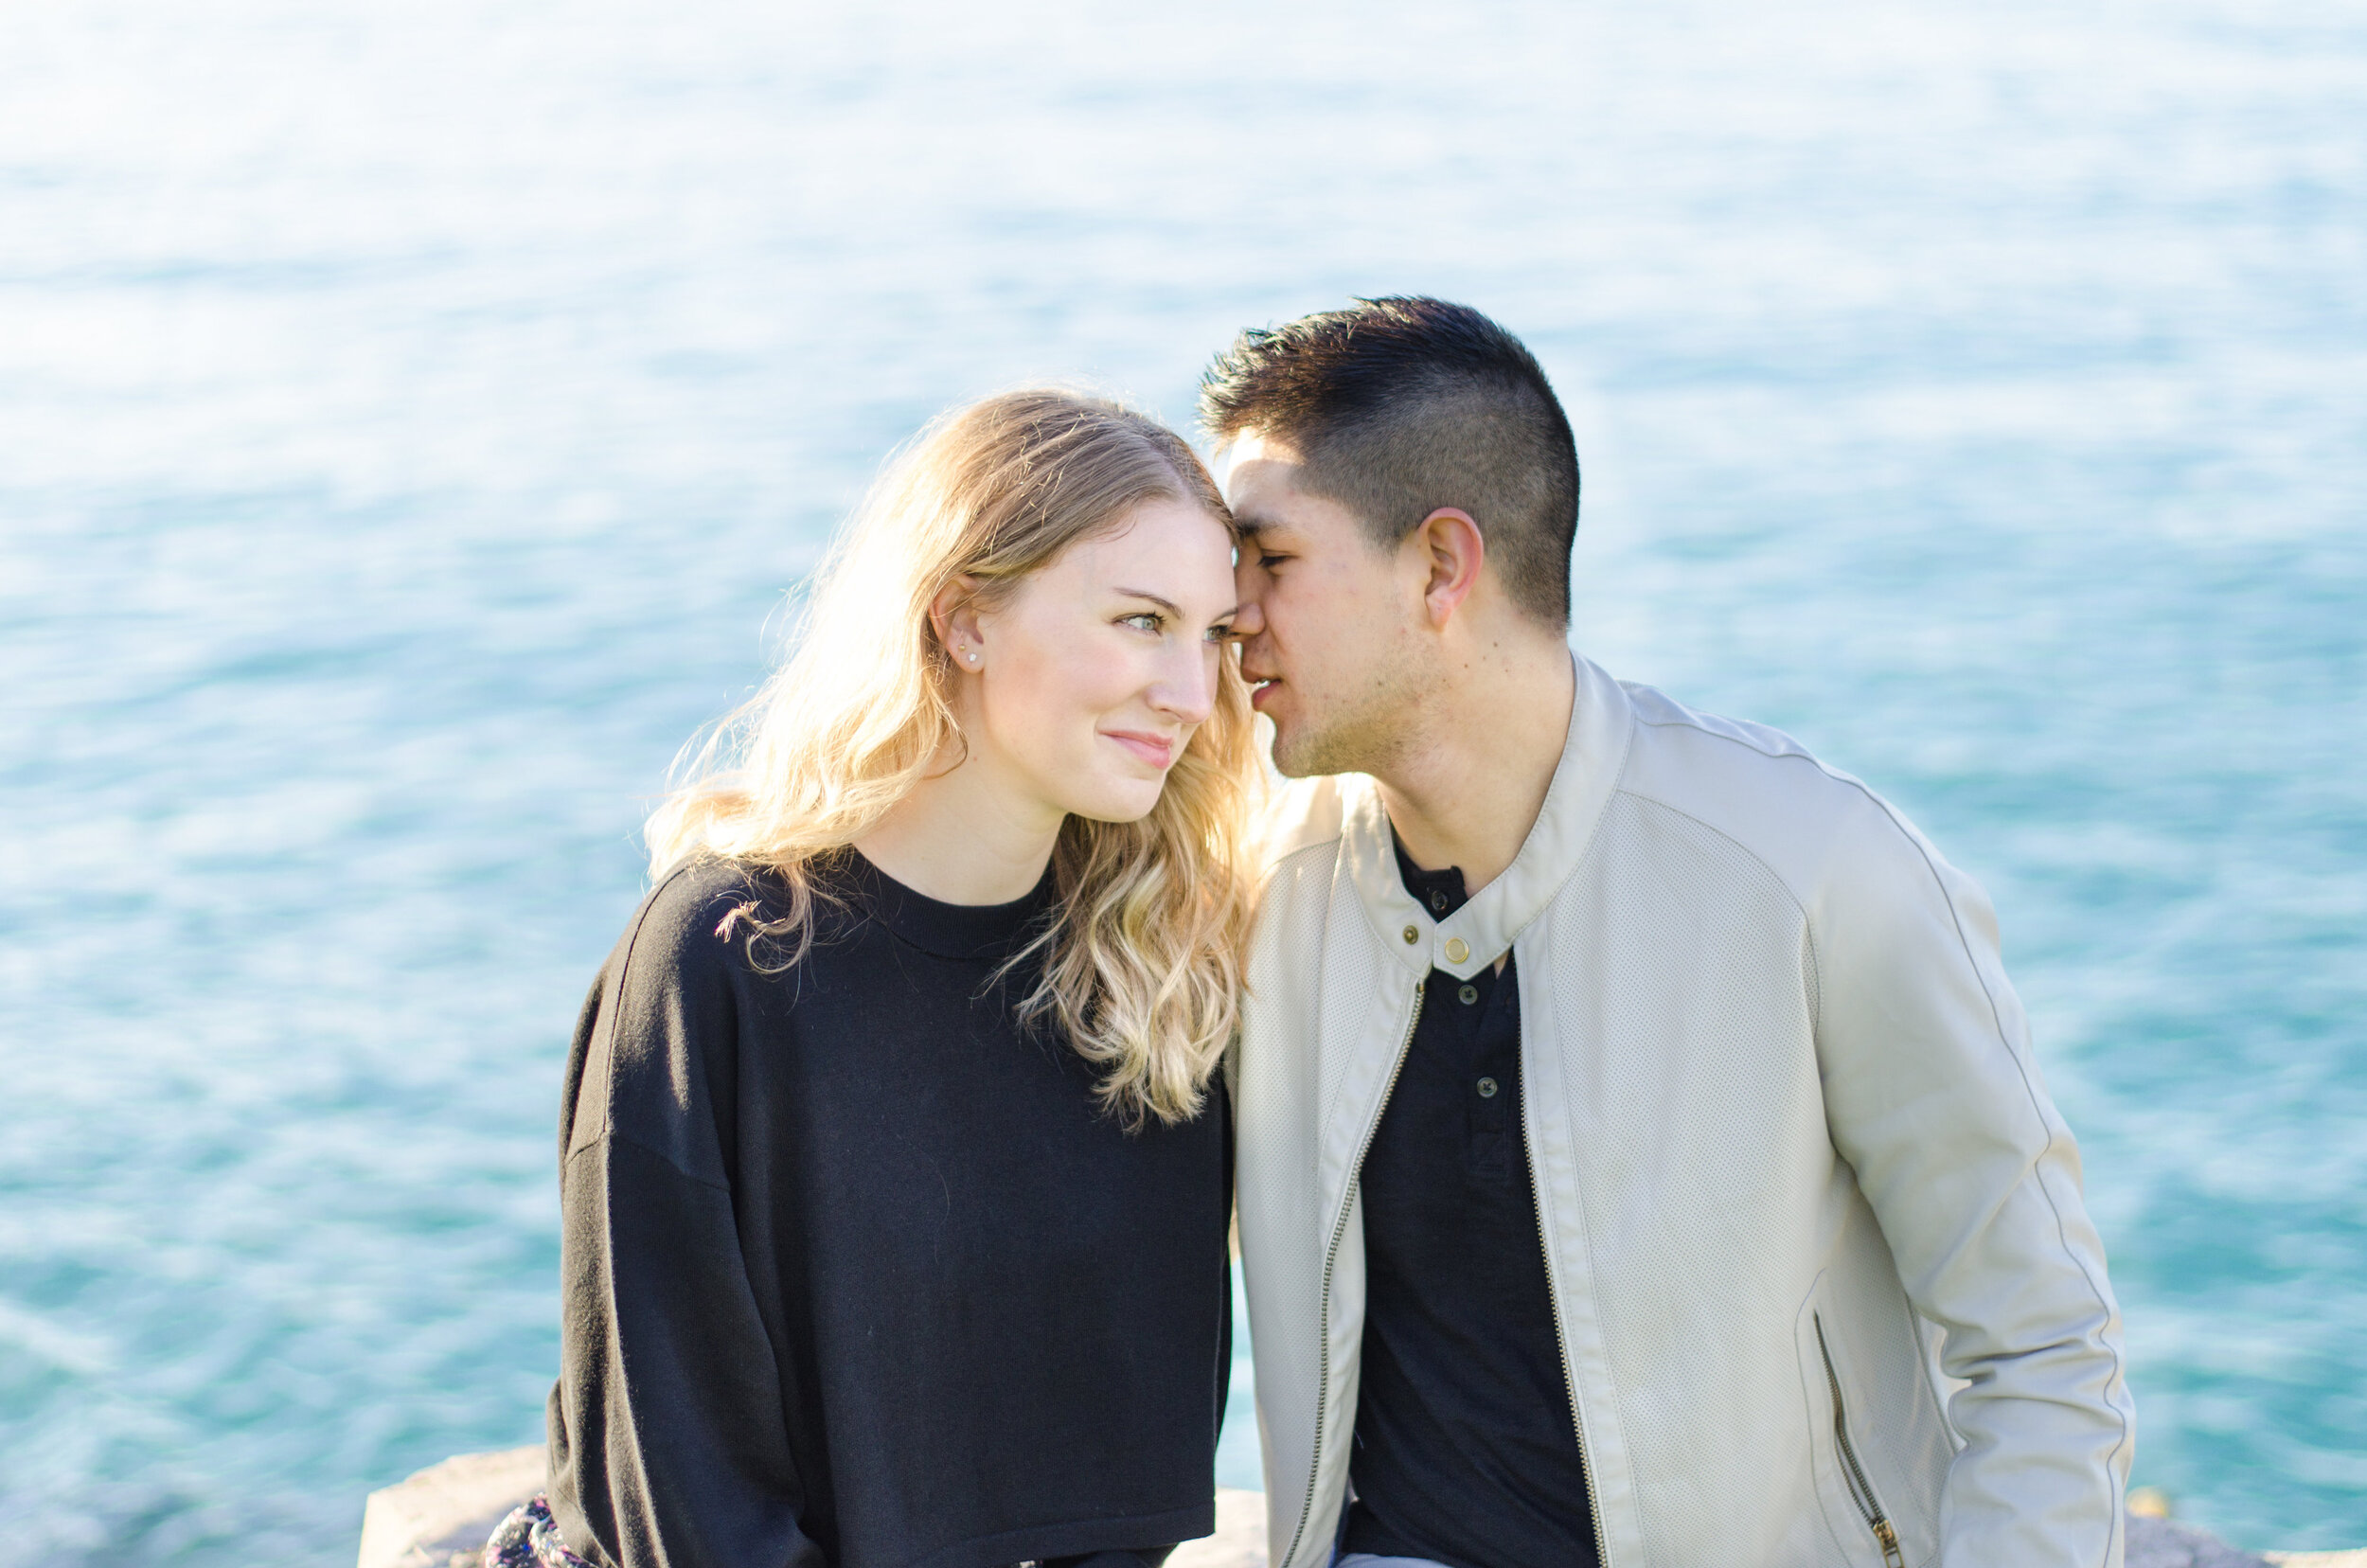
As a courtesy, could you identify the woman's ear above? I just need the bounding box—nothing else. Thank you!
[930,575,988,669]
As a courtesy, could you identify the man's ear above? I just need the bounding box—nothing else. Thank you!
[1414,508,1485,628]
[929,575,987,668]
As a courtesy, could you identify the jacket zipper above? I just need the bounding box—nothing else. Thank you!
[1275,988,1422,1568]
[1522,1070,1616,1568]
[1813,1312,1905,1568]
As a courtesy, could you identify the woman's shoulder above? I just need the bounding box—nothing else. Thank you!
[581,861,780,1074]
[570,857,806,1173]
[612,854,799,986]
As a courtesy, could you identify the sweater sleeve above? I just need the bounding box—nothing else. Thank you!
[545,873,824,1568]
[1810,793,2134,1568]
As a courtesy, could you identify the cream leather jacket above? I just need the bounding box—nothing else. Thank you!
[1235,655,2133,1568]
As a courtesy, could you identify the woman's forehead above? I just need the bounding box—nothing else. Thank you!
[1052,499,1236,600]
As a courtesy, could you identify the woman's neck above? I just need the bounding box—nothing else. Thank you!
[852,745,1065,905]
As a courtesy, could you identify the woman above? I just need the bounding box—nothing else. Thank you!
[489,390,1256,1568]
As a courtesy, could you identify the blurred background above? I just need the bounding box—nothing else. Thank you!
[2,0,2362,1560]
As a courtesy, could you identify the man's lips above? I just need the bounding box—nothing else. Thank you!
[1246,674,1280,710]
[1101,729,1175,769]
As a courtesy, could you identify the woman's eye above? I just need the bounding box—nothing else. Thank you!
[1204,624,1235,643]
[1120,612,1162,632]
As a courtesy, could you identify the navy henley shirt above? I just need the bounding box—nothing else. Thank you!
[1337,840,1600,1568]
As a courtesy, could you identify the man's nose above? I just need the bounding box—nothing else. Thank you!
[1230,597,1266,639]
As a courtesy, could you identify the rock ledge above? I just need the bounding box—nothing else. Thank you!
[357,1449,2356,1568]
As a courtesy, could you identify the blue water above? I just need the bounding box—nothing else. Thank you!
[2,0,2362,1559]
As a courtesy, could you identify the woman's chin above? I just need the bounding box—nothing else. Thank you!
[1055,777,1170,827]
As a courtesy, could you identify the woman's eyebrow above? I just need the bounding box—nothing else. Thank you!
[1115,588,1240,623]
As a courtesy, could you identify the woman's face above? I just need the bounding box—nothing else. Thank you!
[952,496,1239,826]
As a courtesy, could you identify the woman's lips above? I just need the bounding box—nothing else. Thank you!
[1102,730,1174,769]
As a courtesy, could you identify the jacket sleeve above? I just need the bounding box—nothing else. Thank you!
[1811,793,2135,1568]
[545,882,824,1568]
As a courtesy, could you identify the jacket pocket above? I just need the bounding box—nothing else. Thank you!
[1813,1309,1905,1568]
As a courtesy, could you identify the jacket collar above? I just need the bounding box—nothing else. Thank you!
[1342,652,1635,982]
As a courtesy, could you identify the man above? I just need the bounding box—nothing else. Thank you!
[1208,297,2132,1568]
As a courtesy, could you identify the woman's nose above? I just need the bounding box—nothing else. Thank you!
[1149,642,1217,725]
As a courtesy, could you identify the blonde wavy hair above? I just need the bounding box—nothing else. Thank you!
[645,388,1257,1128]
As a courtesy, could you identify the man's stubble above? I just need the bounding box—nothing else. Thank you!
[1269,645,1434,781]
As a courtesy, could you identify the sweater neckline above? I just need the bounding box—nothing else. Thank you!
[841,849,1059,962]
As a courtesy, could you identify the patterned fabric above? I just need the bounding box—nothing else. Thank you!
[482,1493,596,1568]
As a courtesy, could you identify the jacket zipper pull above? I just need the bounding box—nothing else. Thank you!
[1874,1518,1904,1568]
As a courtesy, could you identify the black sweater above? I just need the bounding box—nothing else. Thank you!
[544,853,1232,1568]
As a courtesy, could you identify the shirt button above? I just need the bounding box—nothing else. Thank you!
[1444,937,1469,964]
[1402,924,1419,945]
[1430,891,1449,913]
[1476,1077,1500,1098]
[1458,984,1479,1006]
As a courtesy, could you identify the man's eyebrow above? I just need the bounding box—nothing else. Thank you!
[1115,588,1242,623]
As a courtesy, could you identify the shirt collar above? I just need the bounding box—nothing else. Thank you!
[1393,833,1472,919]
[839,849,1059,962]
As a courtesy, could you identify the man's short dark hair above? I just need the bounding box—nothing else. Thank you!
[1199,296,1580,627]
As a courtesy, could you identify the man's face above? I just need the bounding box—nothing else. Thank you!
[1224,430,1431,778]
